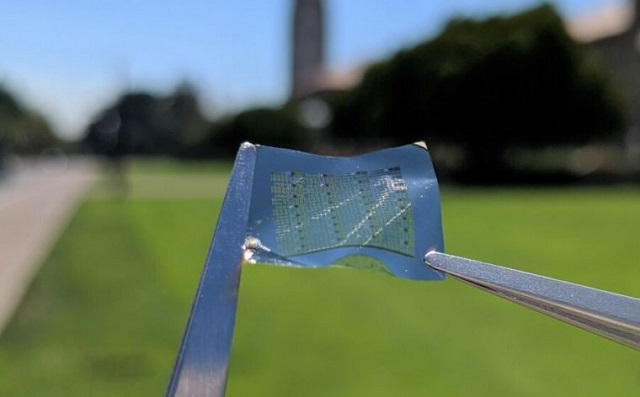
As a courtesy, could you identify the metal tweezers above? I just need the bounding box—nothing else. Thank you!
[167,143,639,397]
[425,251,640,350]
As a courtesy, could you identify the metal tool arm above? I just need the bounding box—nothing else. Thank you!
[166,143,257,397]
[424,251,640,350]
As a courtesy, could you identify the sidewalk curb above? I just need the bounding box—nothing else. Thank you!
[0,158,98,335]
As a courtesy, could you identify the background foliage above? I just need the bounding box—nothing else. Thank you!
[0,85,59,158]
[330,5,624,178]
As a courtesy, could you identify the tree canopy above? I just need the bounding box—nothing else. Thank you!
[200,107,307,158]
[330,5,625,176]
[0,85,59,155]
[83,83,210,158]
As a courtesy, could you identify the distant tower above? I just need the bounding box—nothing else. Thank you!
[291,0,325,100]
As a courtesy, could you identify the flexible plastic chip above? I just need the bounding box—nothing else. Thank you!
[246,142,444,281]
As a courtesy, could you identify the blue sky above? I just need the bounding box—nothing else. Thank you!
[0,0,623,139]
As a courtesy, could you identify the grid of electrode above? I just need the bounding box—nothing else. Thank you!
[270,167,415,257]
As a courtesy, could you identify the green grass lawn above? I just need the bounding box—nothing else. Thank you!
[0,162,639,396]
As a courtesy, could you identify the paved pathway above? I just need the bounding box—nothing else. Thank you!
[0,157,97,334]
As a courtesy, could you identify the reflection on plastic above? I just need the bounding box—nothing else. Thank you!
[247,142,445,281]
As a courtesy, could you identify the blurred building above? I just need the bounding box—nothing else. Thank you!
[567,0,640,170]
[291,0,325,100]
[290,0,361,101]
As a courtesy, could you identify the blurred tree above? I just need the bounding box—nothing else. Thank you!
[158,81,211,155]
[83,83,210,157]
[331,5,625,178]
[199,107,307,158]
[0,85,59,159]
[85,92,159,157]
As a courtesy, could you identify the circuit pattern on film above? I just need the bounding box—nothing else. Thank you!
[270,167,415,257]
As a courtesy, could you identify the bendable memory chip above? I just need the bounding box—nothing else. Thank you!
[246,142,444,281]
[270,168,415,257]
